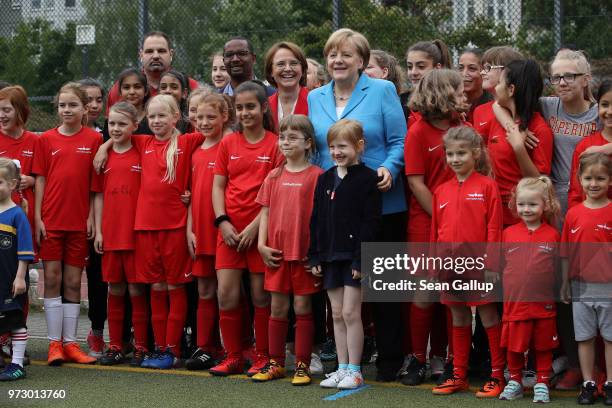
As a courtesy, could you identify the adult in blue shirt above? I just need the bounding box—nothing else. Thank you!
[308,28,407,382]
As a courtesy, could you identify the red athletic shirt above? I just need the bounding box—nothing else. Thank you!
[32,127,102,231]
[407,110,422,130]
[214,131,283,230]
[256,165,323,260]
[0,130,36,223]
[567,132,612,209]
[191,142,219,255]
[502,222,559,321]
[132,132,204,230]
[561,202,612,283]
[473,101,495,143]
[487,112,553,224]
[100,147,141,250]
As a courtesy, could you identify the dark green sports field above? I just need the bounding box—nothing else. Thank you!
[0,338,583,408]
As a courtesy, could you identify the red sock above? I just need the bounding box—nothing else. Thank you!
[295,314,314,365]
[150,289,168,351]
[446,310,454,360]
[507,351,524,383]
[254,305,270,356]
[536,350,553,385]
[219,308,242,359]
[166,287,187,357]
[130,294,149,350]
[410,304,433,363]
[452,325,471,379]
[107,293,125,350]
[268,317,289,365]
[197,298,218,351]
[485,322,505,381]
[430,303,448,359]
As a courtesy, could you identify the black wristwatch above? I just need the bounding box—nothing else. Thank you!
[214,214,231,228]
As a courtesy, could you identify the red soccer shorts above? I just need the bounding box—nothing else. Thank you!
[215,232,265,273]
[102,250,137,283]
[265,260,322,296]
[193,255,216,278]
[135,229,192,285]
[39,230,88,268]
[501,317,559,353]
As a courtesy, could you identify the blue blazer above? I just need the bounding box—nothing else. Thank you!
[308,73,407,214]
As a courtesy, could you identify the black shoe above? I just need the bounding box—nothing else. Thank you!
[99,348,124,366]
[185,348,215,371]
[400,358,427,386]
[130,348,147,367]
[437,359,454,386]
[578,381,598,405]
[604,382,612,406]
[320,339,337,362]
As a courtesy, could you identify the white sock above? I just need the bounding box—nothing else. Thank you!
[10,328,28,367]
[44,297,63,341]
[62,303,80,344]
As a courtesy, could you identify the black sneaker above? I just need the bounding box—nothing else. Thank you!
[437,359,454,385]
[578,381,598,405]
[130,348,148,367]
[186,348,215,371]
[320,338,337,362]
[603,382,612,406]
[99,347,124,366]
[401,358,427,386]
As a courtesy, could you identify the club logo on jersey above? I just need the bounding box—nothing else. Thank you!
[428,144,441,152]
[131,165,142,173]
[76,146,92,154]
[596,223,611,231]
[175,148,183,156]
[21,150,33,157]
[538,244,554,253]
[0,235,12,249]
[466,192,484,201]
[256,155,272,163]
[208,161,215,169]
[282,182,303,187]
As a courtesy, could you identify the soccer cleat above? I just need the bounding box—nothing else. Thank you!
[436,359,454,385]
[577,381,597,405]
[47,340,65,366]
[476,377,505,398]
[320,369,348,388]
[429,355,445,380]
[209,357,244,376]
[99,347,125,366]
[555,367,582,390]
[87,330,105,358]
[603,381,612,406]
[185,348,216,371]
[247,354,269,377]
[292,361,312,386]
[338,370,364,390]
[143,351,174,369]
[310,353,323,375]
[432,375,470,395]
[130,348,147,367]
[0,363,26,381]
[499,379,524,400]
[63,342,97,364]
[532,382,550,403]
[251,359,286,382]
[401,358,427,386]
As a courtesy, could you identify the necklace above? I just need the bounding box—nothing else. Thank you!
[333,89,350,101]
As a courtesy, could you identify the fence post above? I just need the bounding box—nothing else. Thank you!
[553,0,562,53]
[332,0,342,31]
[138,0,149,50]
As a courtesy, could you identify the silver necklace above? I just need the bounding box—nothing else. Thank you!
[333,89,350,101]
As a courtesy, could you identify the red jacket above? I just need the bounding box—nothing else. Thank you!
[268,86,309,133]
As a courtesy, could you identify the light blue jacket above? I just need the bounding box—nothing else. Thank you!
[308,73,407,214]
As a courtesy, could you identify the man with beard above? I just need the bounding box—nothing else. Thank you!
[222,36,275,97]
[105,31,199,113]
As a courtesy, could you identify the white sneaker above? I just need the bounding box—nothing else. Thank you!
[320,369,348,388]
[337,370,364,389]
[310,353,323,375]
[429,355,445,377]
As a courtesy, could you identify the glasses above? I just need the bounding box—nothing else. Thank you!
[274,60,301,70]
[279,135,306,143]
[482,64,504,73]
[223,50,250,59]
[549,73,585,84]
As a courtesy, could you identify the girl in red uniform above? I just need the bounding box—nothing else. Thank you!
[33,82,102,366]
[93,102,148,366]
[430,126,505,398]
[185,93,234,370]
[402,69,468,385]
[251,114,322,385]
[499,176,561,403]
[159,70,191,133]
[187,88,215,132]
[210,81,283,376]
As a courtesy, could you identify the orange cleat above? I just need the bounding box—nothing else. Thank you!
[63,343,97,364]
[432,375,470,395]
[47,341,65,366]
[475,377,505,398]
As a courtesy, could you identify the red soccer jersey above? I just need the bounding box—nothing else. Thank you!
[404,118,460,240]
[214,131,283,230]
[567,132,612,209]
[407,110,422,130]
[32,127,102,231]
[132,132,204,230]
[561,202,612,283]
[256,165,323,260]
[0,130,36,223]
[502,222,559,321]
[191,142,219,255]
[100,146,141,250]
[487,112,553,224]
[473,101,495,144]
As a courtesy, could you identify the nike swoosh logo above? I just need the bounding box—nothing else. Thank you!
[571,227,581,234]
[184,272,192,278]
[230,155,240,160]
[0,151,6,155]
[52,149,61,156]
[507,247,519,253]
[552,336,558,341]
[145,150,154,154]
[104,168,112,174]
[479,122,487,126]
[439,202,448,209]
[428,144,441,152]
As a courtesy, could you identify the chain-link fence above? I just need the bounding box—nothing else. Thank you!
[0,0,610,130]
